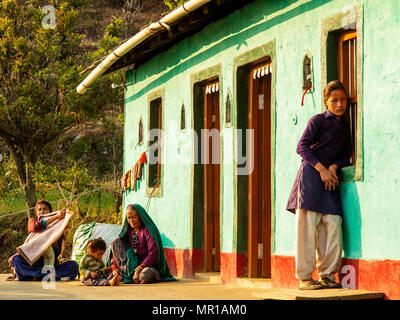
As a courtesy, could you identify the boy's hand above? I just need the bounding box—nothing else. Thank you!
[103,267,112,274]
[90,271,98,278]
[327,164,340,190]
[328,164,339,179]
[315,163,339,191]
[57,209,66,220]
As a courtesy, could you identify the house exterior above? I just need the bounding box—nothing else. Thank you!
[79,0,400,299]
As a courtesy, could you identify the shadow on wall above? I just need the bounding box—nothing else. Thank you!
[339,181,362,289]
[340,181,362,259]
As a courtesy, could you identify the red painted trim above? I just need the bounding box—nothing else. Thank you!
[220,252,246,282]
[163,248,202,278]
[271,255,400,299]
[163,249,247,281]
[163,249,399,299]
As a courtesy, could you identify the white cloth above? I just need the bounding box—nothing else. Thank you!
[295,209,342,281]
[43,246,55,266]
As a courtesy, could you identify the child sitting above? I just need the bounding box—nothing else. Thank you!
[79,238,121,286]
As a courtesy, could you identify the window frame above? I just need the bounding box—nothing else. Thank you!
[320,6,364,182]
[232,41,277,259]
[138,117,144,145]
[338,30,357,167]
[146,88,164,198]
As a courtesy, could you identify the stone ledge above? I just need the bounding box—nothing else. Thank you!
[253,288,385,300]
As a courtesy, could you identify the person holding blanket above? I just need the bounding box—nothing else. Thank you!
[107,204,176,284]
[8,199,79,281]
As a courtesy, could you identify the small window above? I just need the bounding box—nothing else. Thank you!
[225,93,232,125]
[303,55,313,90]
[138,118,143,144]
[148,98,162,188]
[180,104,186,130]
[338,30,357,165]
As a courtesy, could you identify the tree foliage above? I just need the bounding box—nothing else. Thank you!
[163,0,187,10]
[0,0,122,215]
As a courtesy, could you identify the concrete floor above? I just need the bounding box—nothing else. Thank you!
[0,274,263,300]
[0,273,384,300]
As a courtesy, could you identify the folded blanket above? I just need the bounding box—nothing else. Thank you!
[17,211,72,266]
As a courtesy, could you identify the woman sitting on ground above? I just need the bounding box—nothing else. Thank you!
[8,199,79,281]
[107,204,176,284]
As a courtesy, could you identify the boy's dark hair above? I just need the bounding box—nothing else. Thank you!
[87,238,107,252]
[35,199,53,214]
[323,80,348,106]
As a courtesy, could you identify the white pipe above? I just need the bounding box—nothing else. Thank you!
[77,0,213,94]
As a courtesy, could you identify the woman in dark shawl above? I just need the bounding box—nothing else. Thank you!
[107,204,176,284]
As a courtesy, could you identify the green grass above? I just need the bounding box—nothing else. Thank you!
[0,184,117,217]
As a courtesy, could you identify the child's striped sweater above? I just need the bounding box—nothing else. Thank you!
[79,253,110,280]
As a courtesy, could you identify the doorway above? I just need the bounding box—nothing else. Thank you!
[237,59,272,278]
[202,80,221,272]
[248,61,272,278]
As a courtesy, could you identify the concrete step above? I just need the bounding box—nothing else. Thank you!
[232,278,273,289]
[253,288,385,300]
[194,273,272,289]
[193,273,384,300]
[194,272,223,284]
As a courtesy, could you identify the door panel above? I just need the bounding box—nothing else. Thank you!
[203,81,220,272]
[248,63,272,278]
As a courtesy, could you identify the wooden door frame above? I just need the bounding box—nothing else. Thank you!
[247,59,272,278]
[233,43,276,279]
[203,79,221,272]
[146,88,164,198]
[190,64,223,274]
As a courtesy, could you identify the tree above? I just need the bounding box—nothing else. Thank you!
[163,0,187,10]
[0,0,122,216]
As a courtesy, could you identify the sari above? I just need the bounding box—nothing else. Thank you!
[107,203,176,284]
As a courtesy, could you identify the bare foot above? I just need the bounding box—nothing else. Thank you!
[116,274,122,286]
[110,274,122,286]
[110,274,119,286]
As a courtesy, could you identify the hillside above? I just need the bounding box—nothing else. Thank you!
[0,0,169,273]
[78,0,168,51]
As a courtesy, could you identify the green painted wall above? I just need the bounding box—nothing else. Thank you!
[122,0,400,260]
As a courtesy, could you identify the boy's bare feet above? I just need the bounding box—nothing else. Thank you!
[110,274,122,286]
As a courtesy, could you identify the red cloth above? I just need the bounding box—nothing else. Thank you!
[139,152,147,164]
[28,218,45,234]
